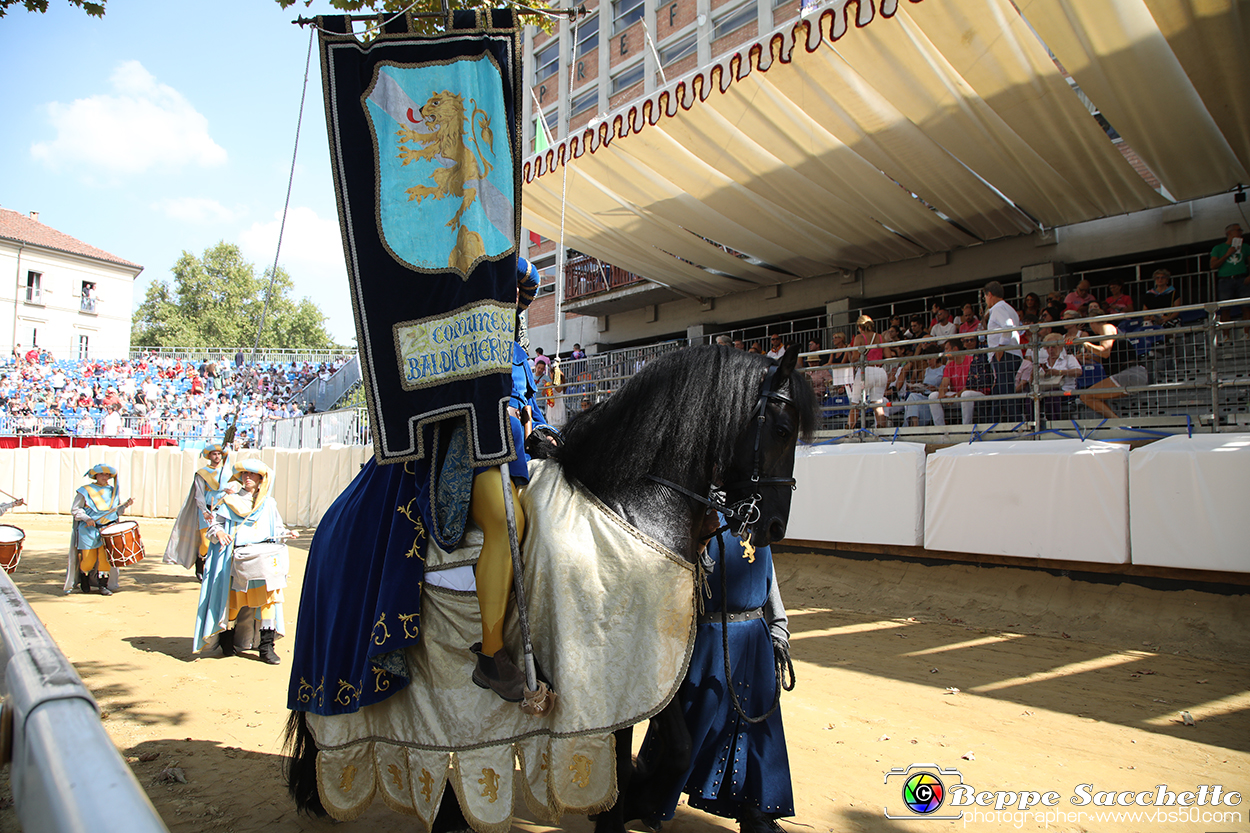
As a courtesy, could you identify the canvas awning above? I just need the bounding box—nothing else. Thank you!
[520,0,1249,298]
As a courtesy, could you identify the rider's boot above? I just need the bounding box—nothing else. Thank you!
[78,570,90,595]
[219,628,235,657]
[97,571,113,596]
[470,643,525,702]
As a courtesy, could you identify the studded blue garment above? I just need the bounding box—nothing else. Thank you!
[642,530,794,820]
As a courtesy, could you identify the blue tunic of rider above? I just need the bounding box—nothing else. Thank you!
[641,522,794,822]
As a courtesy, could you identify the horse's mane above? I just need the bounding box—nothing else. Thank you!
[554,345,817,496]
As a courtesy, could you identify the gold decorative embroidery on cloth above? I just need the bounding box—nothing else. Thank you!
[372,667,391,693]
[477,767,501,803]
[372,613,392,645]
[306,461,694,829]
[398,612,420,638]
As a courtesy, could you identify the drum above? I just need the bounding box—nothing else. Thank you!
[101,520,145,567]
[0,524,25,574]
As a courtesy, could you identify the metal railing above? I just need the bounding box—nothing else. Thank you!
[260,407,371,449]
[563,253,649,300]
[0,571,170,833]
[289,355,361,414]
[128,347,355,366]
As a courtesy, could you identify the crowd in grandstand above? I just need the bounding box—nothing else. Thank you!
[0,348,353,440]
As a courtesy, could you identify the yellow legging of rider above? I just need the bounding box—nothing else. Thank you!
[470,467,525,658]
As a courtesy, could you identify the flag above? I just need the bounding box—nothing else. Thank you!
[318,10,524,466]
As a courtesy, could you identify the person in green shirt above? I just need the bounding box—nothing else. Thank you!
[1211,222,1249,327]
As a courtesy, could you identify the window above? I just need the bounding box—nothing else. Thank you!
[569,87,598,117]
[77,334,89,360]
[713,1,756,39]
[612,0,644,34]
[611,62,646,95]
[660,31,697,66]
[80,281,97,313]
[534,39,559,84]
[574,15,599,57]
[25,271,41,304]
[532,108,557,151]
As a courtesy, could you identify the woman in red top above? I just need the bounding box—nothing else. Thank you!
[848,315,889,429]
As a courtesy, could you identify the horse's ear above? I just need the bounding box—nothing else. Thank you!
[777,343,799,379]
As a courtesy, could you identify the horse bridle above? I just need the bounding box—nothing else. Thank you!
[648,363,797,539]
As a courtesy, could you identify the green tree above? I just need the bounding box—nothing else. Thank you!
[131,242,337,350]
[276,0,557,34]
[0,0,104,18]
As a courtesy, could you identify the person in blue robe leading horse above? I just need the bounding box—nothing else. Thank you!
[64,463,134,596]
[194,458,299,664]
[635,521,795,833]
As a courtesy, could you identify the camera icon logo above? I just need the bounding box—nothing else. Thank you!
[883,763,965,820]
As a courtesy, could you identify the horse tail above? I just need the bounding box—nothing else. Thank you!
[282,710,327,816]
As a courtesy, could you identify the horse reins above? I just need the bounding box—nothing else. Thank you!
[646,362,797,541]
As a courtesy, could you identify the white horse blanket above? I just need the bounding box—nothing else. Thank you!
[306,460,697,831]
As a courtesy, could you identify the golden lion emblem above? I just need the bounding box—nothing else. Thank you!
[397,91,494,273]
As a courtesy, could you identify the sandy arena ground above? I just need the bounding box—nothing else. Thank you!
[0,512,1246,833]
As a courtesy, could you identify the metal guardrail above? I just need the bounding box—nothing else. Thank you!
[128,347,354,366]
[260,407,371,450]
[289,355,361,413]
[0,571,169,833]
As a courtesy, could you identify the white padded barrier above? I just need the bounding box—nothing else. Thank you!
[788,442,926,547]
[924,439,1130,563]
[0,444,372,528]
[1129,433,1250,573]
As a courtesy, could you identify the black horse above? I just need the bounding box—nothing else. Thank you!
[284,343,817,831]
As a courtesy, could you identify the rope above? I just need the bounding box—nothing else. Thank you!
[303,0,424,37]
[715,531,794,726]
[553,10,580,350]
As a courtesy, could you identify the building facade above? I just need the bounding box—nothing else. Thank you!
[0,208,142,361]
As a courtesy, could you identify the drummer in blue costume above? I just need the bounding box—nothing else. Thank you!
[638,520,795,833]
[195,459,298,665]
[64,463,134,596]
[163,443,232,582]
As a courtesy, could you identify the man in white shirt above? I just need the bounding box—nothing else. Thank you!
[929,307,957,339]
[982,281,1024,422]
[765,334,786,360]
[102,405,124,436]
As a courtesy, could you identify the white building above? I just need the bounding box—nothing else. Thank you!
[0,207,142,361]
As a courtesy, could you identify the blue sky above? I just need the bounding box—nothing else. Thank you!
[1,0,360,344]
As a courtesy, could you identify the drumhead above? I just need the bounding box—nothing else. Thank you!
[101,520,137,535]
[0,524,24,543]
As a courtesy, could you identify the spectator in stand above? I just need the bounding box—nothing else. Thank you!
[570,343,585,360]
[766,334,786,360]
[930,307,956,339]
[102,404,124,436]
[961,335,995,424]
[904,346,944,426]
[1079,301,1147,419]
[983,280,1024,422]
[957,303,980,335]
[1021,293,1042,320]
[1037,332,1081,420]
[1211,222,1249,328]
[848,315,888,430]
[828,331,852,365]
[101,386,121,409]
[1104,280,1134,316]
[732,340,746,351]
[927,342,971,426]
[904,315,926,341]
[1143,269,1182,326]
[531,348,551,375]
[1064,280,1095,312]
[1019,313,1039,348]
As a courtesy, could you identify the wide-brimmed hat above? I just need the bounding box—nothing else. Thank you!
[84,463,117,478]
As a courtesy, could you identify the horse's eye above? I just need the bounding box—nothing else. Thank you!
[774,425,791,439]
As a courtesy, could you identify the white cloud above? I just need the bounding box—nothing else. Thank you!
[153,197,240,224]
[238,206,355,344]
[31,60,227,175]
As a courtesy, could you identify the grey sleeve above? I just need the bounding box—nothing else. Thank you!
[764,562,789,643]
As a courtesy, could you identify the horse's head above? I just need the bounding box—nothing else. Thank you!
[719,347,814,548]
